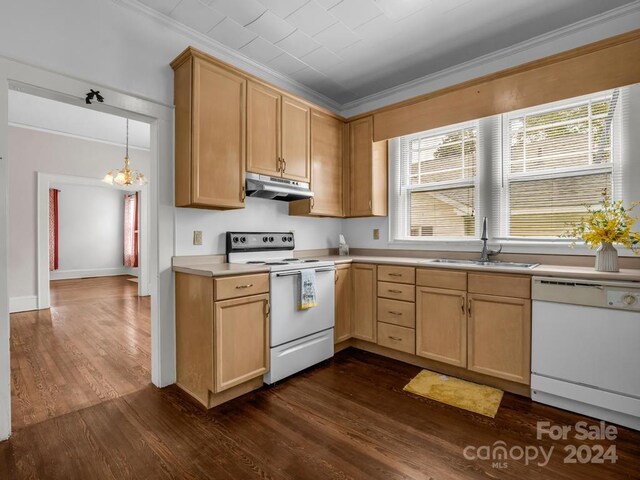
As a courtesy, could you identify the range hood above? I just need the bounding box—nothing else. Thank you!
[245,172,313,202]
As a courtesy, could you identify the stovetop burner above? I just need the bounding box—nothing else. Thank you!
[265,262,287,266]
[283,258,300,262]
[303,259,320,263]
[246,261,266,264]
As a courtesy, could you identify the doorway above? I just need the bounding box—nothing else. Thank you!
[5,85,155,431]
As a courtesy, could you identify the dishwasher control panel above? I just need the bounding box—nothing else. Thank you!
[607,290,640,311]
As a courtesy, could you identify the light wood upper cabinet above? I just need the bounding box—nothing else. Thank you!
[281,95,311,182]
[416,286,467,368]
[334,264,352,344]
[173,54,247,209]
[467,293,531,385]
[213,293,270,393]
[347,116,388,217]
[289,110,344,217]
[352,263,377,342]
[247,81,311,183]
[247,82,281,177]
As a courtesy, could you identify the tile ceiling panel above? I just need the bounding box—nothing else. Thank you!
[257,0,309,18]
[246,10,295,42]
[276,29,321,58]
[207,17,257,49]
[328,0,383,30]
[208,0,266,25]
[138,0,637,106]
[313,21,360,53]
[241,36,283,63]
[286,1,338,37]
[170,0,224,33]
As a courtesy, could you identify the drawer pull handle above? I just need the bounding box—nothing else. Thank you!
[389,311,402,316]
[235,284,254,289]
[388,336,402,341]
[388,289,402,293]
[388,273,402,277]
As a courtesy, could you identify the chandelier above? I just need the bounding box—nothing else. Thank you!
[103,118,147,186]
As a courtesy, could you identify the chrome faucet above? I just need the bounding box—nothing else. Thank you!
[479,217,502,262]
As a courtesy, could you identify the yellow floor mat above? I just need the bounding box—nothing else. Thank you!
[403,369,503,418]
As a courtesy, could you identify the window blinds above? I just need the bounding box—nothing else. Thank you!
[500,90,618,238]
[392,122,478,239]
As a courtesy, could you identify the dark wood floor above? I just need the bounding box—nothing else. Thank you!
[4,277,639,479]
[10,276,150,429]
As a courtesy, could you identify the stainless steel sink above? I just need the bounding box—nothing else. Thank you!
[421,258,539,269]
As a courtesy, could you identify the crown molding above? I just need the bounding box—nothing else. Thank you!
[338,1,640,117]
[113,0,342,113]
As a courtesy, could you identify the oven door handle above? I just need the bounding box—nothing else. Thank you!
[275,267,335,277]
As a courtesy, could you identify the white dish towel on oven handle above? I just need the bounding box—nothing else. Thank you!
[299,269,318,310]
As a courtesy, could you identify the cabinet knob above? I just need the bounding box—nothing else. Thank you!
[388,336,402,341]
[235,284,254,289]
[388,289,402,294]
[282,158,287,173]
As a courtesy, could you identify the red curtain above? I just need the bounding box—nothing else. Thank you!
[49,188,59,271]
[124,192,139,268]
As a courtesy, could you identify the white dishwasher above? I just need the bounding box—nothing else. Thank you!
[531,276,640,430]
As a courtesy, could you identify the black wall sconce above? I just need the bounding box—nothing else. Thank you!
[85,89,104,104]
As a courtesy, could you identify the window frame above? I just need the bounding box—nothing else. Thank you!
[394,120,480,242]
[387,87,638,255]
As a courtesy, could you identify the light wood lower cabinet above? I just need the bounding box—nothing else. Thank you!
[416,286,467,368]
[352,264,377,342]
[214,294,270,392]
[334,264,352,343]
[467,293,531,385]
[175,272,270,408]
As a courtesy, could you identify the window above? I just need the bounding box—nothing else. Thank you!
[503,93,615,237]
[389,86,636,248]
[395,123,478,239]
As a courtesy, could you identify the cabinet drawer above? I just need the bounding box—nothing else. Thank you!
[378,281,415,302]
[377,322,415,354]
[468,273,531,299]
[416,268,467,291]
[378,298,415,328]
[214,274,269,300]
[378,265,415,285]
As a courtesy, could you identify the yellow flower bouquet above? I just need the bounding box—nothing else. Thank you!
[564,190,640,271]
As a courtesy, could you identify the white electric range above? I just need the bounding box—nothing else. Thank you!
[227,232,335,384]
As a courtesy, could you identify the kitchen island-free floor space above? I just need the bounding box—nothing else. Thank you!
[2,348,639,479]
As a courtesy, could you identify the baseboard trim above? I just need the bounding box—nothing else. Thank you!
[50,267,135,280]
[9,295,38,313]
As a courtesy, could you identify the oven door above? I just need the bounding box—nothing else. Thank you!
[269,266,335,347]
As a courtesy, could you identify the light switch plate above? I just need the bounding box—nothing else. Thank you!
[373,229,380,240]
[193,231,203,246]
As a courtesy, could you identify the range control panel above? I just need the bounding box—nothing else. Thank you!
[607,290,640,311]
[226,231,295,253]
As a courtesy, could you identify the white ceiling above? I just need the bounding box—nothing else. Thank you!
[137,0,636,104]
[8,91,151,150]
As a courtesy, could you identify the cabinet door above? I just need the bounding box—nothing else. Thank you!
[247,81,281,177]
[349,117,373,216]
[310,110,343,216]
[352,264,377,342]
[467,294,531,384]
[191,58,246,208]
[416,287,467,367]
[213,294,270,392]
[281,95,311,182]
[334,265,352,343]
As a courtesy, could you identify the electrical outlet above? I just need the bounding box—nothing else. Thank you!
[373,229,380,240]
[193,231,203,246]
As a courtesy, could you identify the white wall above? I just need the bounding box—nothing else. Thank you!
[8,126,150,300]
[50,185,128,280]
[175,197,343,256]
